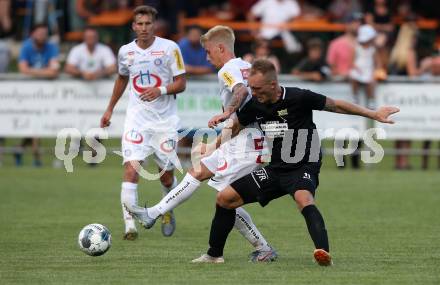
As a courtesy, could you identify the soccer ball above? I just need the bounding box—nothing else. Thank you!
[78,223,112,256]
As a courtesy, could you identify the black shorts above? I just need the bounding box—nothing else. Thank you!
[231,162,321,207]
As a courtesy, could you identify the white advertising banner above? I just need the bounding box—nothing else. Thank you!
[375,83,440,140]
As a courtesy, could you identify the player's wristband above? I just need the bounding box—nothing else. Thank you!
[158,86,167,95]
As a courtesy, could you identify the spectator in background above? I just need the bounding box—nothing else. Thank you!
[349,24,381,106]
[18,24,59,79]
[65,26,116,80]
[0,0,12,73]
[243,39,281,73]
[365,0,394,67]
[248,0,302,53]
[348,25,381,170]
[16,24,60,167]
[178,26,214,75]
[291,38,329,82]
[326,12,362,78]
[388,23,419,170]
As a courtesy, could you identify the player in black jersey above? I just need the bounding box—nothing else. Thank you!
[192,59,399,265]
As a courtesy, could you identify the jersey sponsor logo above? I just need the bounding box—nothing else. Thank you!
[160,139,176,153]
[240,68,250,80]
[261,121,288,138]
[221,71,235,87]
[124,130,143,144]
[150,50,165,56]
[173,49,184,70]
[254,137,264,150]
[217,158,228,171]
[127,51,135,66]
[277,109,288,116]
[132,70,162,93]
[154,58,162,66]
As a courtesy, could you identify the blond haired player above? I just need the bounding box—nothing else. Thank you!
[126,25,278,263]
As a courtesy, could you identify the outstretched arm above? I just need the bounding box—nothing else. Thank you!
[323,97,399,124]
[208,83,248,128]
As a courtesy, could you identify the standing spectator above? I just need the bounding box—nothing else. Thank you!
[65,26,116,80]
[326,13,362,78]
[348,25,381,169]
[16,23,60,167]
[243,39,281,73]
[291,38,329,82]
[388,23,419,170]
[178,26,214,75]
[365,0,394,67]
[349,24,381,106]
[248,0,302,53]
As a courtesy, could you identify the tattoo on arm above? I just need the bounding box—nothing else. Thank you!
[225,83,248,114]
[323,97,338,112]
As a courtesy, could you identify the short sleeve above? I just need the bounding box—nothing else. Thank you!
[18,42,30,63]
[326,41,337,66]
[101,46,116,67]
[66,46,80,66]
[167,42,186,76]
[236,99,258,126]
[117,47,129,76]
[299,88,327,111]
[219,65,245,93]
[251,0,266,17]
[48,43,59,60]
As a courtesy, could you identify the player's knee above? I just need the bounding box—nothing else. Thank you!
[293,190,315,210]
[159,171,174,188]
[216,192,232,209]
[123,163,139,182]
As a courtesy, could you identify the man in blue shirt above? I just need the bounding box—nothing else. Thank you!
[178,26,214,75]
[18,24,59,78]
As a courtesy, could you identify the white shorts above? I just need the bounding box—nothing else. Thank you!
[201,143,264,191]
[121,126,178,171]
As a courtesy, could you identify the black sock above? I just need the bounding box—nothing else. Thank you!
[207,204,236,257]
[301,204,329,252]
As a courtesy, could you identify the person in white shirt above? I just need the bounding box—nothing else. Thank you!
[126,25,278,263]
[100,5,186,240]
[65,26,116,80]
[248,0,302,53]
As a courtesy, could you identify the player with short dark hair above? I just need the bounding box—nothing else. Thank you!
[191,58,399,265]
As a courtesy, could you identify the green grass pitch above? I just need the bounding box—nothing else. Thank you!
[0,153,439,284]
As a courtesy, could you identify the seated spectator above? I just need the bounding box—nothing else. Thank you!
[291,38,329,82]
[17,23,60,167]
[248,0,302,53]
[178,26,214,75]
[388,23,419,170]
[0,0,11,73]
[326,13,362,78]
[65,26,116,80]
[420,54,440,76]
[243,39,281,73]
[18,23,60,79]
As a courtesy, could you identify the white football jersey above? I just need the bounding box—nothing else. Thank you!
[118,37,186,127]
[217,58,264,154]
[217,58,252,109]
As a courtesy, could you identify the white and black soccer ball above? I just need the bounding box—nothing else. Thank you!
[78,223,112,256]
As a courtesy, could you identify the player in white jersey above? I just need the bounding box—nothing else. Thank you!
[126,26,278,263]
[100,6,186,240]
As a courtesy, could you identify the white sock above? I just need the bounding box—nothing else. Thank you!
[121,182,138,233]
[148,173,201,219]
[234,207,271,251]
